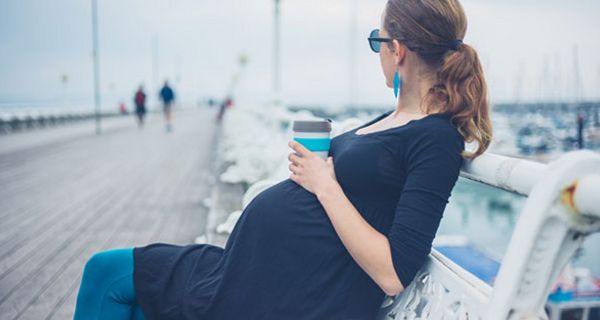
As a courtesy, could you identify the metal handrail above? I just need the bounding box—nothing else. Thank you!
[460,152,546,196]
[461,151,600,218]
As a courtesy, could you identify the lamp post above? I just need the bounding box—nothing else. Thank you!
[227,54,249,97]
[273,0,281,105]
[348,0,358,108]
[60,73,69,108]
[152,34,159,102]
[91,0,101,135]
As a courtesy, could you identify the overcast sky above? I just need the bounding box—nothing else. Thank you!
[1,0,599,109]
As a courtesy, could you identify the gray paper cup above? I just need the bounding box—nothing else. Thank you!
[292,119,332,160]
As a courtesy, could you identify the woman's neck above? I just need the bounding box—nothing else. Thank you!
[394,68,436,117]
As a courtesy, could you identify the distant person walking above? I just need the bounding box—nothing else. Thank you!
[159,81,175,132]
[134,85,147,127]
[118,101,128,115]
[216,96,233,122]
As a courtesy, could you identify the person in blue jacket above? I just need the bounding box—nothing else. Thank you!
[73,0,493,319]
[159,80,175,132]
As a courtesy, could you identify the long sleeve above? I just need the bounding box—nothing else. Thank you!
[387,128,464,287]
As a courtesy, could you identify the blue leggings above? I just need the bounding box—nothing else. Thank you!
[74,248,145,320]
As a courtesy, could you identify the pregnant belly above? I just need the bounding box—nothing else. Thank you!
[223,179,355,299]
[242,179,337,241]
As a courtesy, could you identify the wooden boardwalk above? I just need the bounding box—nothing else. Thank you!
[0,108,218,320]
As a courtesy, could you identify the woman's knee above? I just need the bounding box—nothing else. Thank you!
[75,249,138,319]
[83,248,132,279]
[82,251,115,280]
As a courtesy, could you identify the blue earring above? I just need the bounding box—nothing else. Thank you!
[393,71,402,98]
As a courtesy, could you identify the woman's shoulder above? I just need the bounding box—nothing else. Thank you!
[433,114,463,137]
[399,114,465,164]
[404,113,463,143]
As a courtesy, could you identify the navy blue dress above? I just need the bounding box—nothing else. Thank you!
[133,110,464,319]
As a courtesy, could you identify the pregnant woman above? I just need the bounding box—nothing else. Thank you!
[73,0,492,319]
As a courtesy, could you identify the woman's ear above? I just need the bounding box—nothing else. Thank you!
[392,39,406,66]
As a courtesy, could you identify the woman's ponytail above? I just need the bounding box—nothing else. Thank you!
[425,43,492,159]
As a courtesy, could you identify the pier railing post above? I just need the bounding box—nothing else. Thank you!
[485,150,600,319]
[91,0,102,135]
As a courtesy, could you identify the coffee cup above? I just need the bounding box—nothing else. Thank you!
[292,119,332,160]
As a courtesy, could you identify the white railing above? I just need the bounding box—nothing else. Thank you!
[0,103,199,133]
[376,150,600,320]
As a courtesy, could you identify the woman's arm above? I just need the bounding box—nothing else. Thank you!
[287,141,403,296]
[316,182,404,296]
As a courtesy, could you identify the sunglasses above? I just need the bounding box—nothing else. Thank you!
[368,29,392,53]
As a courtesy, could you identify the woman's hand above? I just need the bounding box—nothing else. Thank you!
[288,140,338,196]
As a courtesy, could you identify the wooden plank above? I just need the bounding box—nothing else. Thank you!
[0,172,150,318]
[17,157,165,320]
[0,109,217,320]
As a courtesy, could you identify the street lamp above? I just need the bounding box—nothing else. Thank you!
[273,0,281,105]
[60,73,69,107]
[348,0,358,108]
[91,0,101,135]
[152,34,159,101]
[227,54,249,97]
